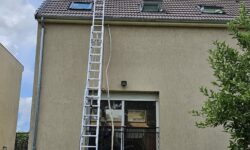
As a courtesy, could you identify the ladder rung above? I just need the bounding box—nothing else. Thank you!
[85,95,99,98]
[92,31,102,34]
[89,69,99,72]
[91,38,102,41]
[91,46,102,49]
[84,114,98,117]
[91,45,101,48]
[88,87,99,90]
[82,145,97,148]
[90,53,101,56]
[88,78,99,80]
[86,95,99,98]
[90,61,101,64]
[82,134,97,137]
[88,86,99,88]
[94,18,103,20]
[91,39,102,42]
[94,17,103,21]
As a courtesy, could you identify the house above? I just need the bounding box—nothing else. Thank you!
[0,43,23,150]
[29,0,249,149]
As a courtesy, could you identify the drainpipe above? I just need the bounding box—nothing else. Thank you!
[32,16,45,150]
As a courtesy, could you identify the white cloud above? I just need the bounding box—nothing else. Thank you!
[0,0,37,55]
[0,0,38,95]
[17,97,32,132]
[0,0,40,132]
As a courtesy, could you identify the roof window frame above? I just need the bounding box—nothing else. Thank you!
[69,2,93,10]
[140,0,163,12]
[198,5,225,14]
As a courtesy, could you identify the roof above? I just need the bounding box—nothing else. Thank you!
[36,0,250,23]
[0,43,24,70]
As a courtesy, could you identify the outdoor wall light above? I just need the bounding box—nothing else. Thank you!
[3,146,7,150]
[121,81,127,87]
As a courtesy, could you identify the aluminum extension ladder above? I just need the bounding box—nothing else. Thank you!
[80,0,105,149]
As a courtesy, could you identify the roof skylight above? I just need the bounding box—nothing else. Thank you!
[199,5,225,14]
[141,0,163,12]
[69,2,93,10]
[141,3,160,12]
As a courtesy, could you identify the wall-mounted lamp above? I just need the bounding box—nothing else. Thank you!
[121,81,127,87]
[3,146,7,150]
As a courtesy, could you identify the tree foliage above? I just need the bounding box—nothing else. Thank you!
[15,132,29,150]
[192,4,250,150]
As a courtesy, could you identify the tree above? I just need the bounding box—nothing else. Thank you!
[15,132,29,150]
[192,4,250,150]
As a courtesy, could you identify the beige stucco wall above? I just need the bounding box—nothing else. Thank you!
[29,22,238,150]
[0,43,23,150]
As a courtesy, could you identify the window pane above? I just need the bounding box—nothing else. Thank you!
[125,101,156,127]
[124,101,156,150]
[124,128,156,150]
[142,4,159,12]
[99,101,123,149]
[200,5,224,14]
[100,100,122,126]
[69,2,93,10]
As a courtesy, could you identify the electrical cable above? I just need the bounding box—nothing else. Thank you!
[106,24,115,150]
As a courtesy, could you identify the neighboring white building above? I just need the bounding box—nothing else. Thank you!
[0,43,23,150]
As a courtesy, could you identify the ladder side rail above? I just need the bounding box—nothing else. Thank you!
[95,32,103,150]
[95,7,104,150]
[92,0,97,26]
[95,0,106,149]
[80,25,95,149]
[102,0,105,26]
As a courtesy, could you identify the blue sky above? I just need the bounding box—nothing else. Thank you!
[0,0,43,132]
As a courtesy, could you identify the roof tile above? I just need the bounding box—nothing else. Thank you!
[36,0,250,23]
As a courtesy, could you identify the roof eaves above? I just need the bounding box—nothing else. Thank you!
[35,14,230,26]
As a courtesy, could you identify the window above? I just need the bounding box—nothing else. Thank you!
[141,3,160,12]
[69,2,93,10]
[141,0,163,12]
[99,100,158,150]
[85,92,160,149]
[199,5,225,14]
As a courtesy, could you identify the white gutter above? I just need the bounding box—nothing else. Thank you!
[32,17,45,150]
[36,18,229,28]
